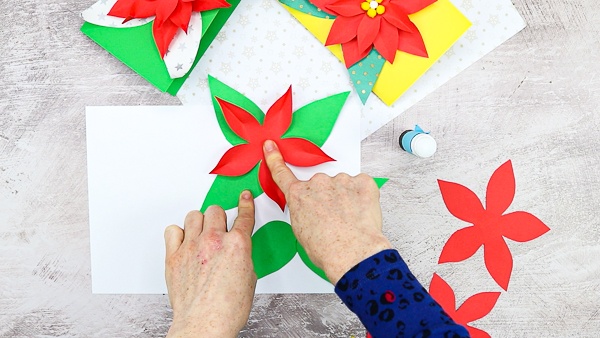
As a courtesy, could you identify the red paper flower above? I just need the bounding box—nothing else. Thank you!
[309,0,435,67]
[429,273,500,338]
[210,87,335,210]
[108,0,230,58]
[437,160,550,290]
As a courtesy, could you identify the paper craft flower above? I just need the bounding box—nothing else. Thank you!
[429,273,500,338]
[309,0,436,67]
[210,87,335,210]
[437,160,550,290]
[108,0,230,58]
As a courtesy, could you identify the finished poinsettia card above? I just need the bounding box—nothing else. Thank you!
[81,0,239,94]
[86,77,367,294]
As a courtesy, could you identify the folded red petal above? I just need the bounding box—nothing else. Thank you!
[192,0,230,12]
[215,97,262,142]
[465,325,492,338]
[483,238,513,290]
[456,291,501,323]
[210,143,261,176]
[153,19,180,58]
[263,86,293,139]
[169,1,193,32]
[437,180,485,223]
[108,0,158,19]
[341,39,371,68]
[438,226,483,264]
[155,0,178,26]
[325,15,362,46]
[373,19,399,63]
[392,0,437,14]
[397,21,428,57]
[485,160,515,215]
[500,211,550,242]
[277,138,335,167]
[428,273,457,317]
[357,15,381,54]
[383,2,413,32]
[325,0,365,17]
[259,160,287,210]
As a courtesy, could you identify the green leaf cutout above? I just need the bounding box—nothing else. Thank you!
[283,91,350,147]
[252,221,298,279]
[374,177,389,188]
[200,164,263,212]
[208,75,265,146]
[296,242,329,282]
[279,0,335,19]
[347,49,386,104]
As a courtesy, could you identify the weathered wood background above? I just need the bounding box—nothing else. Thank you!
[1,0,599,337]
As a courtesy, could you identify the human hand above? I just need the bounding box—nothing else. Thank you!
[164,191,257,338]
[263,140,392,285]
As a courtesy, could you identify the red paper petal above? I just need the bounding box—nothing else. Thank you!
[428,273,457,317]
[383,2,413,32]
[108,0,157,19]
[169,1,193,32]
[500,211,550,242]
[437,180,485,224]
[438,226,483,264]
[397,21,428,57]
[263,86,293,139]
[373,19,399,63]
[485,160,515,215]
[392,0,437,14]
[325,0,365,17]
[483,238,513,290]
[456,291,501,323]
[341,39,371,68]
[325,15,362,46]
[215,97,262,142]
[308,0,338,16]
[153,19,179,58]
[357,15,381,54]
[210,143,261,176]
[465,325,492,338]
[259,159,287,210]
[155,0,178,26]
[192,0,230,12]
[277,138,335,167]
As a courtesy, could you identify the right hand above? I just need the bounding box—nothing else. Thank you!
[263,140,392,285]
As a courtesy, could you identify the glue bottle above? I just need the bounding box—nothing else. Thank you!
[399,125,437,158]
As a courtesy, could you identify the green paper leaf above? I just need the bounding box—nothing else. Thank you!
[279,0,334,19]
[252,221,298,279]
[297,242,329,282]
[283,91,350,147]
[208,75,265,146]
[200,164,263,212]
[374,177,389,188]
[348,49,386,104]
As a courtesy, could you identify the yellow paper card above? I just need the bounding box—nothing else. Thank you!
[283,1,471,106]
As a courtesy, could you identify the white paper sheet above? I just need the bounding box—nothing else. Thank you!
[176,0,526,139]
[86,97,361,294]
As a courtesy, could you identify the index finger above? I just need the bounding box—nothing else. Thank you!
[263,140,299,196]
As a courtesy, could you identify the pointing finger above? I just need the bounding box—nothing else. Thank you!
[263,140,300,197]
[231,190,255,237]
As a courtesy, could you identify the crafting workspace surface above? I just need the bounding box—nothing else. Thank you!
[1,0,599,337]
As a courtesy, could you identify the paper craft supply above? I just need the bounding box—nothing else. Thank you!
[176,0,527,139]
[80,0,239,94]
[399,125,436,158]
[86,79,362,294]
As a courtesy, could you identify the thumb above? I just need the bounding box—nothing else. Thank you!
[263,140,299,197]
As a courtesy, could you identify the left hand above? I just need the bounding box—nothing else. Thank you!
[164,191,257,338]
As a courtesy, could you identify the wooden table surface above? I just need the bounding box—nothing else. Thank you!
[1,0,599,337]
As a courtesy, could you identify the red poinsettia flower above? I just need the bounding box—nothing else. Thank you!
[210,87,335,210]
[308,0,435,67]
[437,160,550,290]
[108,0,230,58]
[429,273,500,338]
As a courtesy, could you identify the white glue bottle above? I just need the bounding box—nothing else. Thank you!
[399,125,437,158]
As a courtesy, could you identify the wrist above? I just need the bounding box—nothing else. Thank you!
[168,317,238,338]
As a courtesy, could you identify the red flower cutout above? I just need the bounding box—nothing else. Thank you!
[309,0,435,67]
[210,87,335,210]
[437,160,550,290]
[108,0,230,58]
[429,273,500,338]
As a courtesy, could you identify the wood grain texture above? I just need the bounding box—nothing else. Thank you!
[1,0,598,337]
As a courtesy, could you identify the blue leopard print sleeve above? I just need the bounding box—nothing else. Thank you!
[334,249,470,338]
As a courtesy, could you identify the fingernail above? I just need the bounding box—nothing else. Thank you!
[264,140,276,152]
[241,190,252,200]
